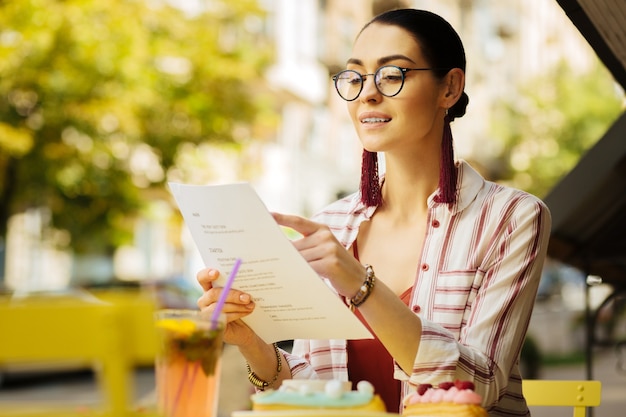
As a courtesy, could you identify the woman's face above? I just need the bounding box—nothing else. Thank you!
[346,23,446,155]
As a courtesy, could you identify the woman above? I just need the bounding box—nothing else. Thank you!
[197,8,551,416]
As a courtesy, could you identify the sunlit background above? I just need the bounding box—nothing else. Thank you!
[0,0,625,416]
[1,0,623,293]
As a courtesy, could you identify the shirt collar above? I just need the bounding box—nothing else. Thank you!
[346,190,377,219]
[429,160,484,215]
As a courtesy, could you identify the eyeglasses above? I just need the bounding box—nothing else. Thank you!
[332,65,444,101]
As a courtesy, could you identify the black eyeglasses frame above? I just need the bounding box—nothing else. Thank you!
[332,65,449,101]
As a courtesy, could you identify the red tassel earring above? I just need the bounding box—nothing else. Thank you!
[360,149,382,206]
[433,114,458,206]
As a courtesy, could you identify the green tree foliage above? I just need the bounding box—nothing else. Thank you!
[0,0,272,253]
[490,61,624,198]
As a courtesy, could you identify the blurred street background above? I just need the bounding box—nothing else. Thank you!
[1,0,625,416]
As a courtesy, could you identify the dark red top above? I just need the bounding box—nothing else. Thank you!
[347,241,412,413]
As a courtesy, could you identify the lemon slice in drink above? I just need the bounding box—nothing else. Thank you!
[156,318,197,336]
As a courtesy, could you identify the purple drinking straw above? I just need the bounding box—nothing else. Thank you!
[211,257,242,328]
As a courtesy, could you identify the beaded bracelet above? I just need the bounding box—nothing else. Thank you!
[347,264,376,311]
[246,342,282,390]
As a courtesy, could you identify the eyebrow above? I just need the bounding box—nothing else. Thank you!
[346,54,418,66]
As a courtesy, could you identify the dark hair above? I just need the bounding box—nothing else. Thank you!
[361,9,469,120]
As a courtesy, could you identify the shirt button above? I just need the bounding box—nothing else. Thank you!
[431,219,440,228]
[413,305,421,313]
[421,263,429,271]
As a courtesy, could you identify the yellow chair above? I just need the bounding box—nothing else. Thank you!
[0,293,133,417]
[523,379,602,417]
[89,288,159,366]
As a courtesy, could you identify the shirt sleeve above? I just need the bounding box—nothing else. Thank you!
[287,338,350,381]
[404,195,551,408]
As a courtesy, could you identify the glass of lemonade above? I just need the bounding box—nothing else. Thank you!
[154,309,225,417]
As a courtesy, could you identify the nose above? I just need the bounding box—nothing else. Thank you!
[359,75,381,102]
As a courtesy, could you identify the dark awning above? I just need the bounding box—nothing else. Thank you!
[543,112,626,287]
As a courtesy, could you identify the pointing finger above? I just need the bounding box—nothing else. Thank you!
[272,212,321,237]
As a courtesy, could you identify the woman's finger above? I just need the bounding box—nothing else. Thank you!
[197,268,220,291]
[272,212,323,237]
[197,287,254,311]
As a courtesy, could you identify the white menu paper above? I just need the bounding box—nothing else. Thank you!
[169,182,373,343]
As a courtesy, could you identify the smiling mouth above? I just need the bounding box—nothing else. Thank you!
[361,117,391,124]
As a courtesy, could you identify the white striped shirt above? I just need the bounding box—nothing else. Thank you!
[282,161,551,416]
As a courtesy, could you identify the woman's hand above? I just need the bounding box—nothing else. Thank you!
[271,212,365,298]
[196,268,256,346]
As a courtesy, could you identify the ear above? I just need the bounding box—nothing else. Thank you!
[440,68,465,109]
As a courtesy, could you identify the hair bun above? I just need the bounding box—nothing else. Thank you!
[448,92,469,121]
